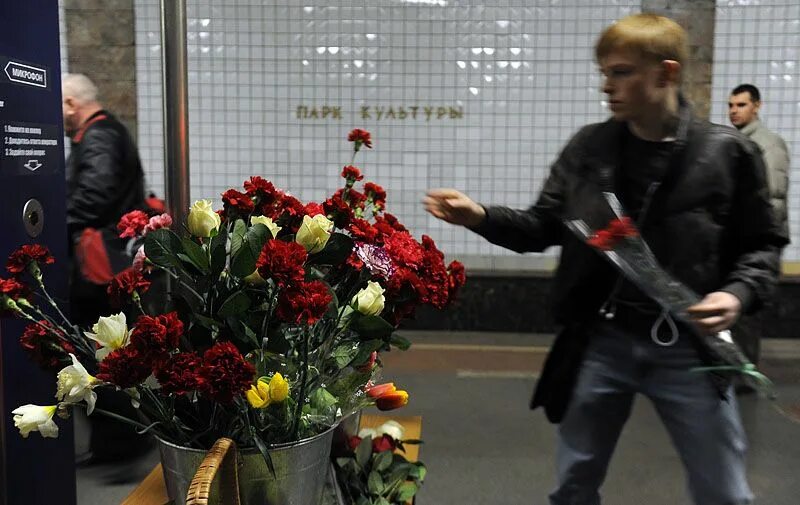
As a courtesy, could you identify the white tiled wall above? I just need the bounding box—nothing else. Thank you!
[133,0,639,268]
[711,0,800,260]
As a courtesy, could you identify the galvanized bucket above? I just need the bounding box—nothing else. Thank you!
[157,426,335,505]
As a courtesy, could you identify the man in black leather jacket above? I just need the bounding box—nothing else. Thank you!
[62,73,147,463]
[62,73,145,325]
[425,14,787,505]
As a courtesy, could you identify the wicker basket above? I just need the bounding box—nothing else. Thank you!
[185,438,241,505]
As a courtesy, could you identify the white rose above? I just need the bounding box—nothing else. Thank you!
[187,199,221,237]
[376,420,405,441]
[85,313,129,361]
[56,354,99,414]
[352,281,385,316]
[295,214,334,253]
[12,404,59,439]
[250,215,282,238]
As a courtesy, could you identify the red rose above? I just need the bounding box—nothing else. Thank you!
[97,345,152,388]
[341,165,364,182]
[199,341,255,404]
[19,321,75,371]
[117,210,150,239]
[107,268,151,308]
[276,280,333,325]
[222,189,255,215]
[347,129,372,150]
[6,244,55,275]
[154,352,205,395]
[256,239,307,287]
[372,434,397,452]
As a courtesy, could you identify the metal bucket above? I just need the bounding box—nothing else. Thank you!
[157,426,335,505]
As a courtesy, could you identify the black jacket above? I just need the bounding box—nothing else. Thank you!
[66,110,145,241]
[472,104,788,422]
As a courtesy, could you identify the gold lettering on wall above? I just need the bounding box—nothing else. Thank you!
[295,105,464,121]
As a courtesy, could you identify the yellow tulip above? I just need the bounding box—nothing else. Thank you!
[246,379,271,409]
[269,373,289,402]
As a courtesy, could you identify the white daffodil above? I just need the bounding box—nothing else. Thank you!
[85,312,129,361]
[12,404,59,438]
[56,354,99,414]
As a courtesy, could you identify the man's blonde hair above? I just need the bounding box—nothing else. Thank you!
[595,13,688,66]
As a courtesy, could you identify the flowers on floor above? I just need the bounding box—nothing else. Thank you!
[1,129,465,452]
[335,419,426,505]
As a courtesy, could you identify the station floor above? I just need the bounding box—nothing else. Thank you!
[76,331,800,504]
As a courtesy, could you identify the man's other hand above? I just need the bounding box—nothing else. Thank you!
[686,291,742,335]
[423,189,486,228]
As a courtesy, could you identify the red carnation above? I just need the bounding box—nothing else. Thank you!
[608,216,638,239]
[384,231,425,269]
[347,129,372,150]
[364,182,387,210]
[341,165,364,182]
[0,276,27,303]
[324,193,353,229]
[446,260,466,303]
[276,280,333,325]
[107,268,151,308]
[19,321,75,371]
[7,244,55,275]
[587,230,615,251]
[199,341,255,404]
[97,345,152,389]
[144,213,173,234]
[349,219,379,244]
[117,210,150,239]
[222,189,255,215]
[244,176,280,204]
[129,312,183,361]
[155,352,205,395]
[304,201,325,217]
[256,239,307,287]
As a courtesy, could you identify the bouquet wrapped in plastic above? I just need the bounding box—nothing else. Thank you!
[566,192,772,394]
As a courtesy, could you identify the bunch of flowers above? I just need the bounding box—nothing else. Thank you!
[335,419,425,505]
[3,130,465,455]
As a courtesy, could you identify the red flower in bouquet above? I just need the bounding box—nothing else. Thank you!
[97,345,153,389]
[0,277,28,311]
[347,128,372,150]
[384,231,425,269]
[222,189,255,215]
[19,321,75,371]
[364,182,387,210]
[129,312,184,362]
[117,210,150,239]
[587,217,638,251]
[304,201,325,217]
[447,260,466,303]
[6,244,54,275]
[277,280,333,325]
[256,239,307,287]
[155,352,206,395]
[244,176,280,205]
[323,193,353,228]
[608,216,637,238]
[373,213,407,238]
[200,341,256,404]
[107,268,151,308]
[144,213,173,234]
[372,434,398,452]
[349,219,380,244]
[341,165,364,183]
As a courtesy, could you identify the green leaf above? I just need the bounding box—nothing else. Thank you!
[373,450,392,472]
[230,219,247,258]
[367,471,385,495]
[332,345,360,369]
[210,226,228,275]
[180,237,210,273]
[416,463,427,481]
[355,436,372,468]
[231,222,271,278]
[307,233,354,266]
[350,339,384,367]
[353,316,395,339]
[374,498,391,505]
[217,291,251,317]
[395,482,419,502]
[389,334,411,351]
[193,313,221,330]
[143,228,183,268]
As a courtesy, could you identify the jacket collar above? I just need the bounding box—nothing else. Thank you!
[739,119,761,137]
[73,110,109,143]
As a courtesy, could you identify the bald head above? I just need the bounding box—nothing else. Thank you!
[62,73,102,137]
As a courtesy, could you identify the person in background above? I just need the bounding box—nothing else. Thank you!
[62,73,148,464]
[425,14,786,505]
[728,83,791,369]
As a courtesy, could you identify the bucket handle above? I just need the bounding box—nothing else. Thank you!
[185,437,242,505]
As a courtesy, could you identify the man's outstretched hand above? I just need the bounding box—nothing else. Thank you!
[686,291,742,335]
[423,189,486,228]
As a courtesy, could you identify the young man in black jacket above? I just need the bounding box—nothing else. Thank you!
[425,14,787,505]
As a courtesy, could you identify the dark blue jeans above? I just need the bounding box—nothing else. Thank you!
[549,322,753,505]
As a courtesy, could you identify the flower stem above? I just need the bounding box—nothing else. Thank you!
[291,327,311,439]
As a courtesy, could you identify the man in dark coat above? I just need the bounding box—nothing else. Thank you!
[425,14,786,505]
